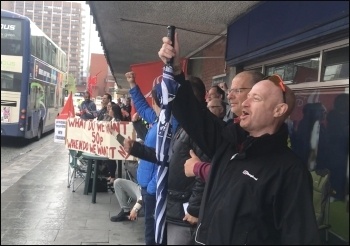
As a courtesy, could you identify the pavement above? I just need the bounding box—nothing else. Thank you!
[1,140,145,245]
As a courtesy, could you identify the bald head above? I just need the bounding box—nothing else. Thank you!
[240,79,296,137]
[264,79,295,120]
[260,79,295,118]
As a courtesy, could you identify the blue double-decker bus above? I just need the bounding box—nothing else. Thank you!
[1,9,67,140]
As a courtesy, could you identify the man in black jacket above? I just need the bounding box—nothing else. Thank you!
[95,93,112,121]
[157,34,321,245]
[184,70,265,182]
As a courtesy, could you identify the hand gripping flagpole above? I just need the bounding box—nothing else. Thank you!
[155,25,177,245]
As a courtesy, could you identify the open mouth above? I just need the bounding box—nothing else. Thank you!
[242,110,249,116]
[240,110,249,120]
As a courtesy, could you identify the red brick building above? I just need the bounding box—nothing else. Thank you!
[89,53,115,99]
[187,37,228,90]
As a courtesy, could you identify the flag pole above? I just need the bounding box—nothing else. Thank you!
[155,25,176,245]
[167,26,175,66]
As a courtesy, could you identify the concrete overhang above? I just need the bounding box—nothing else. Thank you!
[87,1,260,88]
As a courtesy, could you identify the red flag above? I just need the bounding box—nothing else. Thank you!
[87,76,92,96]
[57,92,75,119]
[87,76,97,97]
[130,58,187,106]
[91,76,97,85]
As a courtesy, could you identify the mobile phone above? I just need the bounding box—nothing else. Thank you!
[116,133,125,145]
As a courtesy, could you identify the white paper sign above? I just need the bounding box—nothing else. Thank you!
[54,119,66,143]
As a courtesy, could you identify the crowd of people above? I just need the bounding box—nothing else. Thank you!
[73,33,322,245]
[75,92,134,186]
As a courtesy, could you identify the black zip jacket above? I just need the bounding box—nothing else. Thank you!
[133,119,148,141]
[130,126,210,227]
[172,73,321,245]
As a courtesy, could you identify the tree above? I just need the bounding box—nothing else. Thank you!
[64,73,77,94]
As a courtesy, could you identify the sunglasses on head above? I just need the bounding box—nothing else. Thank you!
[263,74,286,103]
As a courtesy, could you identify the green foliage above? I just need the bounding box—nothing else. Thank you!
[64,73,77,94]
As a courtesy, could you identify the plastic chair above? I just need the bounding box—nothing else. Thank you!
[67,149,87,192]
[311,169,332,243]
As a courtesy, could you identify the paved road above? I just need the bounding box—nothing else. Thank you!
[1,131,55,193]
[1,131,146,245]
[1,131,54,170]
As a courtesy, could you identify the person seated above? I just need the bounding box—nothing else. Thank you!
[101,101,123,185]
[111,174,143,222]
[109,103,123,122]
[121,106,131,121]
[111,120,144,222]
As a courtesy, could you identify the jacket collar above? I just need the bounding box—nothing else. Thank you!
[240,123,289,157]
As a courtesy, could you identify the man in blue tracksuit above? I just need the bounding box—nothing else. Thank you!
[110,71,160,245]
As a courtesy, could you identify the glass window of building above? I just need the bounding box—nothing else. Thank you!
[266,55,320,84]
[322,46,349,82]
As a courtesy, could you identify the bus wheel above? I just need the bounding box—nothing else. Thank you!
[36,121,43,141]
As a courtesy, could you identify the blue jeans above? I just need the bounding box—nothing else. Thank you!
[141,188,156,245]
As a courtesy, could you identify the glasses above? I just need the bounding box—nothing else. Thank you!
[264,74,286,103]
[228,88,252,95]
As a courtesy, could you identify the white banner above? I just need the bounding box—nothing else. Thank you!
[65,118,136,160]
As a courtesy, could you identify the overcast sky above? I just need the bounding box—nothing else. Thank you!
[82,2,103,54]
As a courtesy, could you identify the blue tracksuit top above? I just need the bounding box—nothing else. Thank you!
[130,85,158,195]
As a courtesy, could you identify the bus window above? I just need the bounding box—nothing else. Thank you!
[11,43,21,55]
[1,72,13,90]
[1,72,21,92]
[1,17,22,56]
[36,36,42,60]
[51,46,57,67]
[47,41,52,66]
[29,84,37,109]
[42,38,49,64]
[47,85,55,108]
[57,50,61,71]
[30,83,43,110]
[1,39,22,56]
[31,36,36,57]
